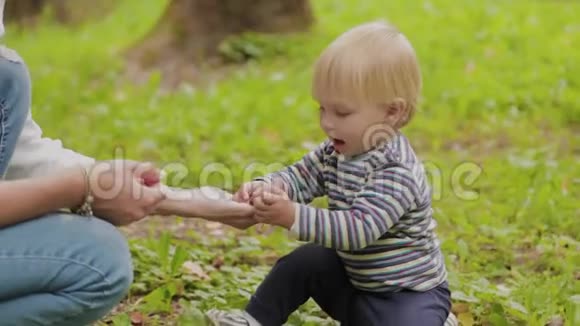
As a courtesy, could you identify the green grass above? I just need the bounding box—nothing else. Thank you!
[4,0,579,325]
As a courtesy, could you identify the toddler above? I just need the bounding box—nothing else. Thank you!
[207,21,457,326]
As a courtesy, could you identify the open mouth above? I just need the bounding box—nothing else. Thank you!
[331,138,346,146]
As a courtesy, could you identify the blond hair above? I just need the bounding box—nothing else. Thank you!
[312,21,422,127]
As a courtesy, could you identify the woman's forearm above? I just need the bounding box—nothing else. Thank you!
[155,186,254,219]
[157,197,249,219]
[0,169,85,228]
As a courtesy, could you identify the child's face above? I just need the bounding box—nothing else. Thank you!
[318,100,394,157]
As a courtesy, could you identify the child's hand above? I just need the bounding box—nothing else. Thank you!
[233,181,263,203]
[233,179,286,203]
[253,189,295,230]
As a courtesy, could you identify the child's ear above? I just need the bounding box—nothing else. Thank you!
[383,98,407,127]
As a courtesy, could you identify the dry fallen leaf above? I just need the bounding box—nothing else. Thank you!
[452,302,470,314]
[205,221,226,237]
[212,256,225,269]
[183,261,210,280]
[261,128,280,143]
[465,61,476,74]
[546,315,564,326]
[458,312,474,326]
[130,311,144,325]
[210,229,225,237]
[206,222,223,229]
[561,178,569,196]
[484,47,496,58]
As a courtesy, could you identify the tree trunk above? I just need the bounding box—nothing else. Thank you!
[127,0,314,87]
[4,0,46,24]
[5,0,114,26]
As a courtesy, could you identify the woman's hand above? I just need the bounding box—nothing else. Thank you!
[88,160,166,226]
[0,160,164,228]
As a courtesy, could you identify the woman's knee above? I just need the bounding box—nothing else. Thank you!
[39,214,134,308]
[81,217,134,302]
[0,214,134,324]
[53,218,133,325]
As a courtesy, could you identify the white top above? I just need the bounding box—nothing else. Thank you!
[0,0,95,179]
[0,0,5,38]
[4,112,95,179]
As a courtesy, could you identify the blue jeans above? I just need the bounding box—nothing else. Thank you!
[0,46,29,176]
[0,214,134,325]
[0,48,134,325]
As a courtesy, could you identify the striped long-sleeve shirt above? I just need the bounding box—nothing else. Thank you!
[256,133,447,292]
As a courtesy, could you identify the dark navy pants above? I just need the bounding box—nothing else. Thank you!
[246,243,452,326]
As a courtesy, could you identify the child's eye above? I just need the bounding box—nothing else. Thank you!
[336,111,351,117]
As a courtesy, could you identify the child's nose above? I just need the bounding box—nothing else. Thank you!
[320,117,334,132]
